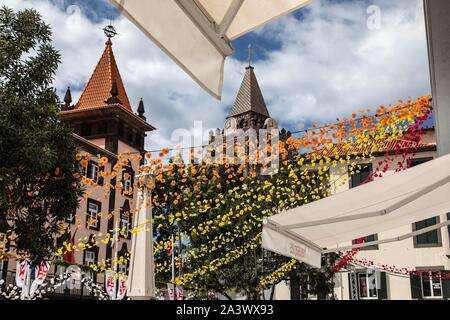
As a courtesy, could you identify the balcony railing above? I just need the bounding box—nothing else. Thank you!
[1,271,101,300]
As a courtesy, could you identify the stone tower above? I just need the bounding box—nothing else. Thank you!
[223,64,278,135]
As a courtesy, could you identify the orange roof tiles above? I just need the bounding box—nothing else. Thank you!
[75,39,132,111]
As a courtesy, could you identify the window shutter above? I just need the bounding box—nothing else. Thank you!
[98,174,104,186]
[290,274,300,300]
[86,162,92,180]
[410,274,422,299]
[348,273,358,300]
[442,270,450,299]
[127,214,132,239]
[378,272,388,300]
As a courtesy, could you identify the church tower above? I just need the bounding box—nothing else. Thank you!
[59,31,155,156]
[224,53,278,135]
[56,27,156,280]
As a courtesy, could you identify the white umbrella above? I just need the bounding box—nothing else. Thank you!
[110,0,313,99]
[262,154,450,268]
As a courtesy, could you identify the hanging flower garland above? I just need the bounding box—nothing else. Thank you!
[2,96,430,292]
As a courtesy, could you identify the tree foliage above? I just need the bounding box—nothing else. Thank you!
[151,142,336,299]
[0,6,83,264]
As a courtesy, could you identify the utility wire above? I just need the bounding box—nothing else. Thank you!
[139,102,430,154]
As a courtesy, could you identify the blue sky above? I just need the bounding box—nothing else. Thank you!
[4,0,432,150]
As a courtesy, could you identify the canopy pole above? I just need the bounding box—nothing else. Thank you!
[175,0,234,56]
[263,219,324,252]
[281,174,450,230]
[322,220,450,253]
[217,0,245,37]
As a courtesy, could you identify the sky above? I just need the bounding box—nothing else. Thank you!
[2,0,432,151]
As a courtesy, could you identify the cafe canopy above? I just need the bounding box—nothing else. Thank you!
[110,0,312,99]
[262,154,450,268]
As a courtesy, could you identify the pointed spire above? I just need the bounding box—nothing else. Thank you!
[75,35,132,111]
[227,64,270,118]
[105,79,122,105]
[64,86,72,107]
[137,98,146,120]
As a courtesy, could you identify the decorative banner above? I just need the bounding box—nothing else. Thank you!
[167,283,175,300]
[105,270,116,299]
[116,275,127,300]
[35,261,50,285]
[176,285,184,300]
[29,261,50,297]
[15,260,27,288]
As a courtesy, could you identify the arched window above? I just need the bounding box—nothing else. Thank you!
[120,200,132,239]
[117,243,130,275]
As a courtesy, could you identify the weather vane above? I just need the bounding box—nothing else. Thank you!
[247,44,254,67]
[103,25,117,39]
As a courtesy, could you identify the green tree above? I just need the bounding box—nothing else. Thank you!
[0,6,83,265]
[150,142,337,299]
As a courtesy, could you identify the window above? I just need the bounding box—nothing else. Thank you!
[122,170,134,197]
[86,199,101,230]
[66,209,75,224]
[413,216,441,247]
[349,163,372,188]
[85,161,99,183]
[448,213,450,244]
[121,213,130,238]
[0,232,6,251]
[357,269,378,299]
[421,271,443,298]
[97,122,108,134]
[352,234,379,250]
[83,250,96,296]
[118,263,127,276]
[410,267,449,299]
[81,123,92,136]
[127,128,133,142]
[135,133,142,148]
[84,250,95,265]
[120,200,132,239]
[118,123,124,137]
[124,176,132,192]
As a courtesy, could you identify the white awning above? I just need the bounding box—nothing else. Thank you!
[110,0,312,99]
[262,154,450,268]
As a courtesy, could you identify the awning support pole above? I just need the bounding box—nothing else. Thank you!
[217,0,245,37]
[263,219,324,252]
[175,0,234,56]
[322,220,450,253]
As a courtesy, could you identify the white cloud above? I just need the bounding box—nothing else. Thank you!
[3,0,431,151]
[252,0,430,127]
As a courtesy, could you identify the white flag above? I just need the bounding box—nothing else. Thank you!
[105,270,117,299]
[116,274,127,300]
[29,261,50,296]
[176,285,184,300]
[167,283,175,300]
[15,260,28,288]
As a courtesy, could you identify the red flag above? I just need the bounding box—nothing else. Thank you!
[62,227,78,264]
